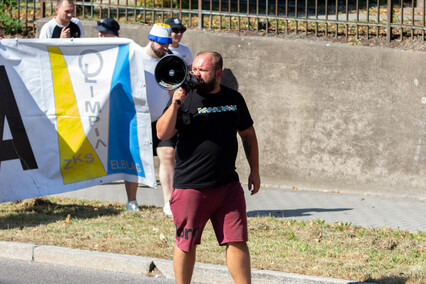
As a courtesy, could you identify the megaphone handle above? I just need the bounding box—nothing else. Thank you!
[176,85,190,105]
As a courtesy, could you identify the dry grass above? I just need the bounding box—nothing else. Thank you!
[0,197,424,283]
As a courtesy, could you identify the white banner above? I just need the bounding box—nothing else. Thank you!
[0,38,156,203]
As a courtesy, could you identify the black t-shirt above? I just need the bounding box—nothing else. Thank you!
[170,85,254,189]
[51,21,82,38]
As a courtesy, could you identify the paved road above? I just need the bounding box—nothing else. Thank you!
[0,257,174,284]
[56,182,426,232]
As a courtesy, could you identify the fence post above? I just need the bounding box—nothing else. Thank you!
[41,0,45,18]
[198,0,203,28]
[387,0,393,42]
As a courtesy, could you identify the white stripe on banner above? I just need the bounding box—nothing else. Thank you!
[0,38,155,203]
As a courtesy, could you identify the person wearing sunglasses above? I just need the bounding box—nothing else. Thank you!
[165,18,193,69]
[95,18,120,37]
[39,0,84,39]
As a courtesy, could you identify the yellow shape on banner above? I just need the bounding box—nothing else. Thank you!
[48,46,106,184]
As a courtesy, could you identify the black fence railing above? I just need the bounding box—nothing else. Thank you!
[2,0,425,42]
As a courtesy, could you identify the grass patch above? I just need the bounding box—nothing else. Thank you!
[0,197,424,283]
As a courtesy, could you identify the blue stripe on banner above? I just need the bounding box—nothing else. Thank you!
[107,44,145,177]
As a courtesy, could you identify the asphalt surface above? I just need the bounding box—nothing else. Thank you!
[1,182,424,283]
[0,257,174,284]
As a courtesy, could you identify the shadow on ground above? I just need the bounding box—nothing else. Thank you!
[0,198,124,230]
[247,207,353,218]
[364,275,410,284]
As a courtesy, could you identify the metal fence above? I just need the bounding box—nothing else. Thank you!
[2,0,425,42]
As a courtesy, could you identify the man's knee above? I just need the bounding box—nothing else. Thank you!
[124,181,138,191]
[157,146,175,161]
[226,242,250,253]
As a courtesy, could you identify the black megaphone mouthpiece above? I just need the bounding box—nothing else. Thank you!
[154,54,200,92]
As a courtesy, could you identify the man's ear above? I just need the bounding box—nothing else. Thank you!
[216,68,223,81]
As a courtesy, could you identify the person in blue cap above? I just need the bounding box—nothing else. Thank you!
[124,23,176,216]
[95,17,120,37]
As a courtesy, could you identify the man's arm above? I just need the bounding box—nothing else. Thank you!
[156,87,188,140]
[238,125,260,195]
[76,19,85,37]
[38,24,50,39]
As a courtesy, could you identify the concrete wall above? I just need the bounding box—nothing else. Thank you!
[37,19,426,198]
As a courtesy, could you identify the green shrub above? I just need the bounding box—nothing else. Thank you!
[0,14,24,35]
[1,0,24,35]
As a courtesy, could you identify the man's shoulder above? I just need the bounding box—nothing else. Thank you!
[175,43,191,54]
[71,18,85,35]
[46,17,57,24]
[142,50,161,73]
[220,84,241,96]
[70,18,84,32]
[43,17,59,28]
[178,42,190,49]
[39,18,59,38]
[142,50,160,63]
[70,17,82,24]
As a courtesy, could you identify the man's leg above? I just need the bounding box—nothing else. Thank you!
[156,146,175,208]
[124,181,139,211]
[173,245,197,284]
[226,242,251,284]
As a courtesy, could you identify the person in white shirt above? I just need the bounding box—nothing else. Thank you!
[39,0,84,39]
[124,23,176,216]
[165,18,193,69]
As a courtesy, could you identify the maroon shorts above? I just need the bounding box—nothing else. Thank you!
[170,181,248,252]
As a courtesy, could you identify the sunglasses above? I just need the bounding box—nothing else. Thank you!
[97,21,107,27]
[172,28,185,34]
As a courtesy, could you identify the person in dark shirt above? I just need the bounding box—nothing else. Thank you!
[39,0,84,39]
[157,51,260,284]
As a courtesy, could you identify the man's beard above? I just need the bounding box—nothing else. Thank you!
[151,45,166,58]
[197,74,217,94]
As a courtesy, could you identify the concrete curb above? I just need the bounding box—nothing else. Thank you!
[154,259,235,282]
[0,241,35,261]
[34,245,153,276]
[153,259,366,284]
[0,241,373,283]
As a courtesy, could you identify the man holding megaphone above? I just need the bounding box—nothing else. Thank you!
[157,51,260,284]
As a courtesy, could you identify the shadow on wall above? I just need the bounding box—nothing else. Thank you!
[220,68,239,91]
